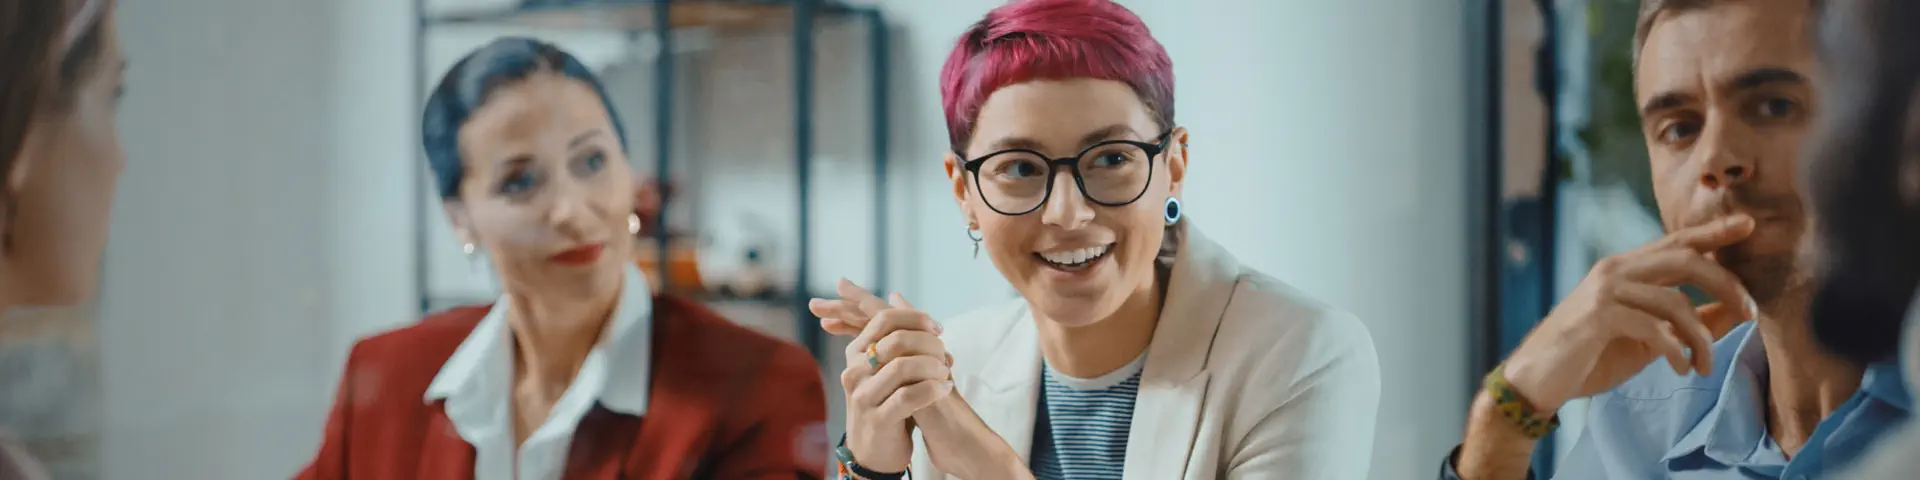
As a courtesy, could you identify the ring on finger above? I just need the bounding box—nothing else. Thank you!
[866,343,880,369]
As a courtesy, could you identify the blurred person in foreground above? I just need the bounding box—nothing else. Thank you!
[808,1,1382,479]
[297,38,827,480]
[1799,0,1920,477]
[0,0,123,478]
[1441,0,1912,478]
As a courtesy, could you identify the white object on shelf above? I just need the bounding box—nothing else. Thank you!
[423,0,520,20]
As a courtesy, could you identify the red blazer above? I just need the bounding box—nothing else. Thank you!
[296,295,829,479]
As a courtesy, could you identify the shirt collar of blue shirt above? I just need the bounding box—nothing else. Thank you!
[1657,322,1911,467]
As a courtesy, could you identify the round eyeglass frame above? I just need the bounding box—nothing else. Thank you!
[960,131,1173,216]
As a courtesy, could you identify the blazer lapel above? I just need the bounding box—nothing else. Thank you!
[418,405,479,480]
[966,308,1044,463]
[1124,223,1239,480]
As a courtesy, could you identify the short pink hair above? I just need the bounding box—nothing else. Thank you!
[939,0,1176,153]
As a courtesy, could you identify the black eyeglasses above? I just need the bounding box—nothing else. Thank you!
[961,131,1171,216]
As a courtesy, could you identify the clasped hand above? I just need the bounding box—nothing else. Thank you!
[810,280,954,473]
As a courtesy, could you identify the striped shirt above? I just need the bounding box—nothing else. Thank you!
[1029,354,1146,480]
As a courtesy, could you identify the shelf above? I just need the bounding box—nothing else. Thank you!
[413,0,892,364]
[425,0,859,31]
[422,293,807,344]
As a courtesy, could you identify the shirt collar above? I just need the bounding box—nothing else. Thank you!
[1661,323,1772,466]
[1862,357,1911,413]
[424,265,654,416]
[1660,322,1911,466]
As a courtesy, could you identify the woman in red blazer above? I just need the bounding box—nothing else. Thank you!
[297,37,828,480]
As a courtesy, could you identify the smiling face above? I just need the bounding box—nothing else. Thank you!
[946,78,1187,327]
[447,72,634,297]
[1635,0,1818,303]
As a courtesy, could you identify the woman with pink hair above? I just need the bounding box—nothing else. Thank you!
[811,1,1381,478]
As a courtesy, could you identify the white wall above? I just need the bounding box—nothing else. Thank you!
[95,0,1471,478]
[102,0,310,474]
[101,0,416,477]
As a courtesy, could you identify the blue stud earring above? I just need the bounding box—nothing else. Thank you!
[1164,197,1183,225]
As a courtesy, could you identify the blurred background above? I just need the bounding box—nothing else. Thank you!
[0,0,1667,478]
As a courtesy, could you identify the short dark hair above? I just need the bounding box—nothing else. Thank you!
[1805,0,1920,365]
[0,2,63,174]
[1632,0,1821,66]
[421,37,629,199]
[0,0,110,224]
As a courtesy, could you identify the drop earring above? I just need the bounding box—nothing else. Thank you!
[967,224,983,259]
[1164,197,1183,225]
[628,213,642,235]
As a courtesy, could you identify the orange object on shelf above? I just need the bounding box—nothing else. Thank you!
[634,237,704,294]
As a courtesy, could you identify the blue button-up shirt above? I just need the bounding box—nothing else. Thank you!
[1551,321,1910,479]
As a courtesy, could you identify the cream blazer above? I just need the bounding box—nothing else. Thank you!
[909,224,1382,479]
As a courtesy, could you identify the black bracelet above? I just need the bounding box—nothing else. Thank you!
[835,434,909,480]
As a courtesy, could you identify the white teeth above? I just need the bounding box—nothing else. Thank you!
[1038,245,1111,266]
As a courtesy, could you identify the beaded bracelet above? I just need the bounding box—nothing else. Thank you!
[1483,364,1559,439]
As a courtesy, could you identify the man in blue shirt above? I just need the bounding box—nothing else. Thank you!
[1441,0,1911,478]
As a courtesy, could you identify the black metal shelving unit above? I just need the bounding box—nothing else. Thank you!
[1473,0,1561,471]
[410,0,892,363]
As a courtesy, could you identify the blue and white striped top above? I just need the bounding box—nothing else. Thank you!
[1029,354,1146,480]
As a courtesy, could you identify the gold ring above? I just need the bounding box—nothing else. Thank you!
[866,343,880,369]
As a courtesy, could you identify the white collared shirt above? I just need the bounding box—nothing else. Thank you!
[424,266,654,480]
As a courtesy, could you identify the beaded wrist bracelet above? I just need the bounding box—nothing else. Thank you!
[1483,364,1559,439]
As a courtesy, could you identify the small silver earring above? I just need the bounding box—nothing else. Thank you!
[628,213,642,235]
[967,225,983,258]
[1164,197,1183,225]
[462,243,476,256]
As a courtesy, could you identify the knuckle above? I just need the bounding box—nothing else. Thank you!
[903,331,939,353]
[905,355,942,375]
[843,352,867,372]
[1591,256,1625,275]
[1659,290,1691,310]
[839,367,862,390]
[851,384,884,406]
[1588,273,1620,296]
[875,334,900,359]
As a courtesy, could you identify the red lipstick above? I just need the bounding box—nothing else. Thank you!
[549,243,605,266]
